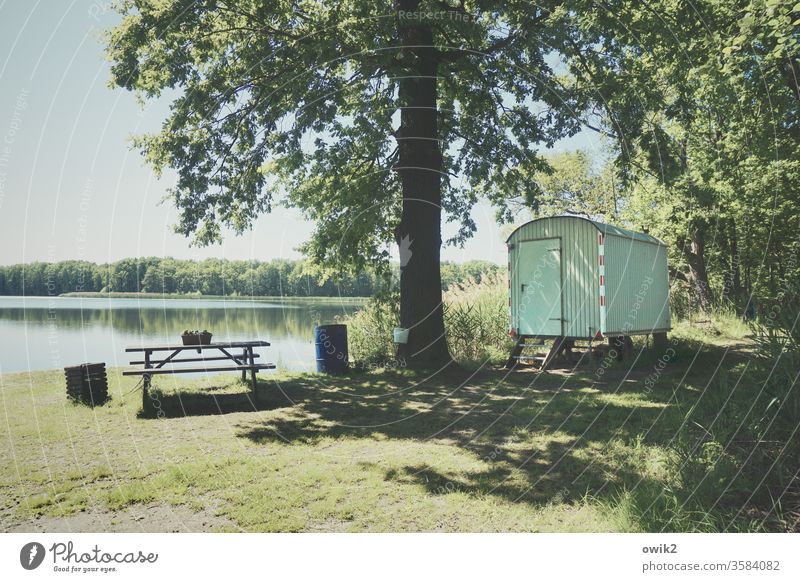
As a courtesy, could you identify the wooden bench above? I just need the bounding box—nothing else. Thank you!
[124,341,274,406]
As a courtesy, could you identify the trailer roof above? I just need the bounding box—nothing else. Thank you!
[506,215,665,245]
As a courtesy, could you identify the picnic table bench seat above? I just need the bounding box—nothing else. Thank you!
[128,353,262,365]
[123,364,276,375]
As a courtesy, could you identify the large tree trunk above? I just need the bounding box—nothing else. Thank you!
[393,0,451,366]
[727,219,742,301]
[679,227,713,312]
[720,219,742,302]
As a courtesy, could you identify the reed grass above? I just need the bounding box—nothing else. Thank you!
[345,276,512,366]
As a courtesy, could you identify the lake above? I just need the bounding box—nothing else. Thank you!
[0,296,363,374]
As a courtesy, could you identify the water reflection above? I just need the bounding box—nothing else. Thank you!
[0,297,361,373]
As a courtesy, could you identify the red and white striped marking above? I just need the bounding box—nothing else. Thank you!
[598,233,606,334]
[507,245,514,336]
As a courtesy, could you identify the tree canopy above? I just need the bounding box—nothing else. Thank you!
[602,0,800,311]
[106,0,800,359]
[106,1,589,262]
[106,0,621,363]
[515,1,799,313]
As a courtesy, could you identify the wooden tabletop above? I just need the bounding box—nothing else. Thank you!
[125,340,270,352]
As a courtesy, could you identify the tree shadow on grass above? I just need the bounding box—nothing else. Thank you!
[136,339,754,528]
[137,382,294,418]
[233,367,684,515]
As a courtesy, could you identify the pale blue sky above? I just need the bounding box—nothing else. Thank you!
[0,1,600,267]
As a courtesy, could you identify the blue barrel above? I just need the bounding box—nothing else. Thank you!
[314,324,349,374]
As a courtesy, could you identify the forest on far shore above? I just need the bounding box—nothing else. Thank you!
[0,257,501,298]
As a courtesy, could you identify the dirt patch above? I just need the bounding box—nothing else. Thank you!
[4,503,237,533]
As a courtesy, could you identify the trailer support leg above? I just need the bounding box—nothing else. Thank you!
[542,336,566,371]
[504,336,525,369]
[609,336,625,361]
[623,336,634,360]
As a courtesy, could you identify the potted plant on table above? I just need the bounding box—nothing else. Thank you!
[181,329,213,345]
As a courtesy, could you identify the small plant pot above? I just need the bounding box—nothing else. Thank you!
[181,333,200,346]
[199,332,213,345]
[392,327,409,344]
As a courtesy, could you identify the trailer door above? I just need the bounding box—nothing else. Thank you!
[517,238,562,336]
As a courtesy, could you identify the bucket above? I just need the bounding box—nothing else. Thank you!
[392,327,409,344]
[314,324,349,374]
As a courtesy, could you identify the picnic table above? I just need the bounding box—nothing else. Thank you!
[123,340,275,406]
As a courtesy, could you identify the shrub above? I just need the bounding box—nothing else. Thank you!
[749,313,800,515]
[669,281,694,321]
[443,273,514,364]
[663,309,800,531]
[344,291,400,367]
[345,274,513,366]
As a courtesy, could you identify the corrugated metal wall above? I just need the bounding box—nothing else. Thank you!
[508,216,600,338]
[603,234,671,335]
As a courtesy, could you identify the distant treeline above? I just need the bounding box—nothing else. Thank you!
[0,258,501,297]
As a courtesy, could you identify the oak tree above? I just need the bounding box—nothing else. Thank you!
[107,1,625,365]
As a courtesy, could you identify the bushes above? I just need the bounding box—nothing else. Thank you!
[345,275,513,367]
[749,315,800,515]
[443,274,514,364]
[668,281,695,321]
[653,311,800,531]
[344,292,400,367]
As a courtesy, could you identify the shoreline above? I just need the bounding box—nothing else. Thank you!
[0,292,369,303]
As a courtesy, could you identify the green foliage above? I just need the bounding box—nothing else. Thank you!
[0,258,386,297]
[0,258,498,298]
[103,1,656,271]
[528,150,619,221]
[347,274,512,365]
[345,292,400,367]
[750,312,800,479]
[599,0,800,311]
[443,273,514,364]
[487,1,798,314]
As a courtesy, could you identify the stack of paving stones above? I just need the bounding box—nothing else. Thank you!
[64,363,109,406]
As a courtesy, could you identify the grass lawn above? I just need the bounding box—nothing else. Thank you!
[0,319,786,532]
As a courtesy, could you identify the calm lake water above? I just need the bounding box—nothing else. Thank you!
[0,296,363,374]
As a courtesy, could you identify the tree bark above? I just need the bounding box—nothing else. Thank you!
[679,227,713,312]
[393,0,451,367]
[727,219,742,301]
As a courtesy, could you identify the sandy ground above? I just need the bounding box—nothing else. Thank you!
[3,503,235,533]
